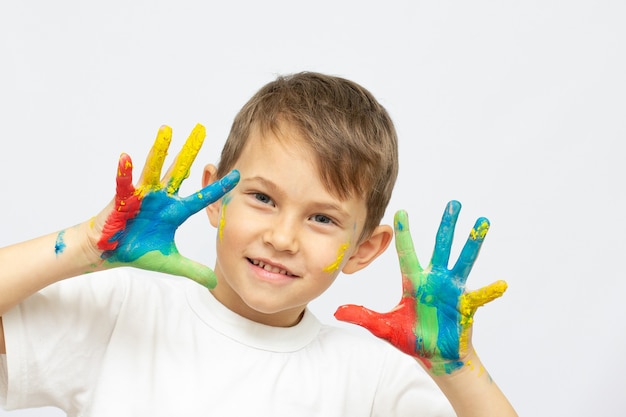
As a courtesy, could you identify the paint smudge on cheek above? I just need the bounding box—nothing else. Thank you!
[54,230,66,256]
[323,242,350,273]
[218,193,231,241]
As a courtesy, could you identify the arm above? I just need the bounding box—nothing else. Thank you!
[335,201,517,417]
[0,124,239,318]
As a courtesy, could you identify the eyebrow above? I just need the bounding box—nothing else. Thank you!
[240,176,281,193]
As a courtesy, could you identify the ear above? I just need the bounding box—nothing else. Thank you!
[202,164,222,228]
[342,225,393,274]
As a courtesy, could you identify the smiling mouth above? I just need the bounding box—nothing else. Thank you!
[248,258,297,277]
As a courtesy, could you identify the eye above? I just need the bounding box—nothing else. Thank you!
[254,192,274,205]
[311,214,334,225]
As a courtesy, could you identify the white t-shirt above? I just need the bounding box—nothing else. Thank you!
[0,269,454,417]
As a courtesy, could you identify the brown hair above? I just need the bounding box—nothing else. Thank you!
[217,72,398,242]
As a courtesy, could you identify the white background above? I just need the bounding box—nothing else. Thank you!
[1,1,624,416]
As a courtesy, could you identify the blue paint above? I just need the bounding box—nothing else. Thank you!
[102,170,240,265]
[54,230,66,256]
[102,192,179,263]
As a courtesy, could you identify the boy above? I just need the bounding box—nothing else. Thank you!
[0,72,517,416]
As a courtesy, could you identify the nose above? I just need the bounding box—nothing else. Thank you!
[262,213,300,253]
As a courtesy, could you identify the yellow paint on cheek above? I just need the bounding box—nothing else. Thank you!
[217,194,231,241]
[323,243,350,273]
[218,203,227,241]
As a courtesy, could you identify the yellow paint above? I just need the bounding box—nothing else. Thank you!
[218,202,227,241]
[469,220,489,240]
[137,125,172,197]
[166,123,206,195]
[323,242,350,272]
[465,360,485,377]
[458,280,508,355]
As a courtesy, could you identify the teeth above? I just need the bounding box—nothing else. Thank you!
[251,259,293,276]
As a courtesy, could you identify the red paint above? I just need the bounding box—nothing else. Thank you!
[334,274,419,358]
[97,154,142,251]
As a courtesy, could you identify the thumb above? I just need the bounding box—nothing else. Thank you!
[335,304,393,340]
[133,251,218,289]
[164,254,218,289]
[336,301,419,357]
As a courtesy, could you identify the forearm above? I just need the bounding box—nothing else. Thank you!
[0,220,102,315]
[428,350,517,417]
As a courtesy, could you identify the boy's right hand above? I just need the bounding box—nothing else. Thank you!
[88,124,239,289]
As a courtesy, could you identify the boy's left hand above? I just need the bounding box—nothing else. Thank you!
[335,201,507,375]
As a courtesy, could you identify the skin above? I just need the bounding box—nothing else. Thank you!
[203,122,393,327]
[335,201,508,375]
[93,124,240,288]
[0,121,517,416]
[0,124,238,355]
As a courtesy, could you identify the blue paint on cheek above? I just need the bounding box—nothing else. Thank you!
[54,230,66,256]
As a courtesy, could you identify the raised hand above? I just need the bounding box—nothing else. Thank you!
[93,124,239,288]
[335,201,507,375]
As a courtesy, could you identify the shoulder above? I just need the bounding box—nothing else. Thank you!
[316,322,386,350]
[10,268,192,325]
[307,321,454,415]
[313,321,419,374]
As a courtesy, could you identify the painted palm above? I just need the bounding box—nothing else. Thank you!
[96,124,239,288]
[335,201,507,375]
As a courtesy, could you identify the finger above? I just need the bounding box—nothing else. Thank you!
[180,170,241,216]
[115,153,136,205]
[132,250,218,289]
[168,254,218,289]
[165,123,206,195]
[137,125,173,196]
[334,304,393,340]
[394,210,424,289]
[460,280,508,316]
[335,302,418,357]
[431,200,461,269]
[450,217,490,282]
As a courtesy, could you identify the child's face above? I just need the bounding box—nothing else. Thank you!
[204,123,385,327]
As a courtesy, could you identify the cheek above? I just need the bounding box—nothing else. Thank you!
[217,201,259,246]
[321,242,351,273]
[319,225,359,274]
[216,194,234,241]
